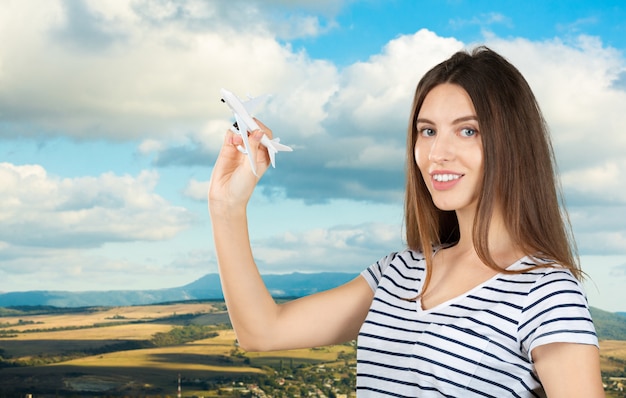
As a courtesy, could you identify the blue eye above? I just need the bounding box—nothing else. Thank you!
[460,128,477,137]
[420,128,436,137]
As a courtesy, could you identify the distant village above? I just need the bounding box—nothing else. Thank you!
[179,356,357,397]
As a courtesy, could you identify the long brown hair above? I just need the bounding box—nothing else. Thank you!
[405,46,581,294]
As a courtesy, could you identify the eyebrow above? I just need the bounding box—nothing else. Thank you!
[416,115,479,125]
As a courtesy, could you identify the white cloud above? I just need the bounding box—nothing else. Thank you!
[324,29,463,138]
[569,205,626,255]
[562,160,626,204]
[0,162,193,249]
[0,160,200,291]
[0,0,337,141]
[183,178,210,202]
[325,137,405,171]
[488,36,626,168]
[253,222,402,273]
[138,139,165,154]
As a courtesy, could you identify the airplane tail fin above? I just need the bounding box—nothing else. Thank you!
[260,134,293,168]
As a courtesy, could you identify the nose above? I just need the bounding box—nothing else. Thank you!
[428,131,455,163]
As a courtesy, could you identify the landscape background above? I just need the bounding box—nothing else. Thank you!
[2,273,626,395]
[1,294,626,397]
[1,0,626,314]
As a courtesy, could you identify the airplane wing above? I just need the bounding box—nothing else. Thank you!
[241,94,270,121]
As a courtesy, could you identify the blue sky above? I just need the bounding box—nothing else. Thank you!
[1,0,625,312]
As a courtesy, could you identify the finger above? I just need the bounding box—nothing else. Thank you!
[218,129,242,159]
[255,119,274,140]
[223,128,235,145]
[213,130,249,180]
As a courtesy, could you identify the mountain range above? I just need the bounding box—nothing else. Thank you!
[0,272,358,308]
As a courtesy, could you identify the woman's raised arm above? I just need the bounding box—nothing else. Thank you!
[208,122,373,351]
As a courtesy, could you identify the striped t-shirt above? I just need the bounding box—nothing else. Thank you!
[357,249,598,397]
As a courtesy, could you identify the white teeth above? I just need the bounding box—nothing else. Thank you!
[432,174,461,182]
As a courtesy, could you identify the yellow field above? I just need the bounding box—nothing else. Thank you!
[599,339,626,373]
[55,330,262,373]
[0,302,216,331]
[0,303,219,360]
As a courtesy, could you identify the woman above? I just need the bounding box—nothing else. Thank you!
[208,47,604,397]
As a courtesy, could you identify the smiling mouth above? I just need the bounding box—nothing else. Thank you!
[432,173,462,182]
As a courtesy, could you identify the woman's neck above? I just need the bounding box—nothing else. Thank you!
[453,205,524,269]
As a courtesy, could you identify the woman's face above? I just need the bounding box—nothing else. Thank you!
[414,83,484,214]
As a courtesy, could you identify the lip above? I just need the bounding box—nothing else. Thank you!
[429,170,464,191]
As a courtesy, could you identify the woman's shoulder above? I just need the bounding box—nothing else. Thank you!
[508,256,580,282]
[382,247,428,268]
[360,248,426,290]
[487,256,585,303]
[513,257,597,355]
[503,256,588,309]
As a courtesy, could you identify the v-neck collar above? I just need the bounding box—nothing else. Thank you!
[416,254,529,313]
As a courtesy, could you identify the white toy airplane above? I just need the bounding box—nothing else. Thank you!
[220,88,293,176]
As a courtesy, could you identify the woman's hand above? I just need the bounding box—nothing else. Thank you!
[208,120,273,211]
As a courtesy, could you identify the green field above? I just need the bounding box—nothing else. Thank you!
[1,302,624,397]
